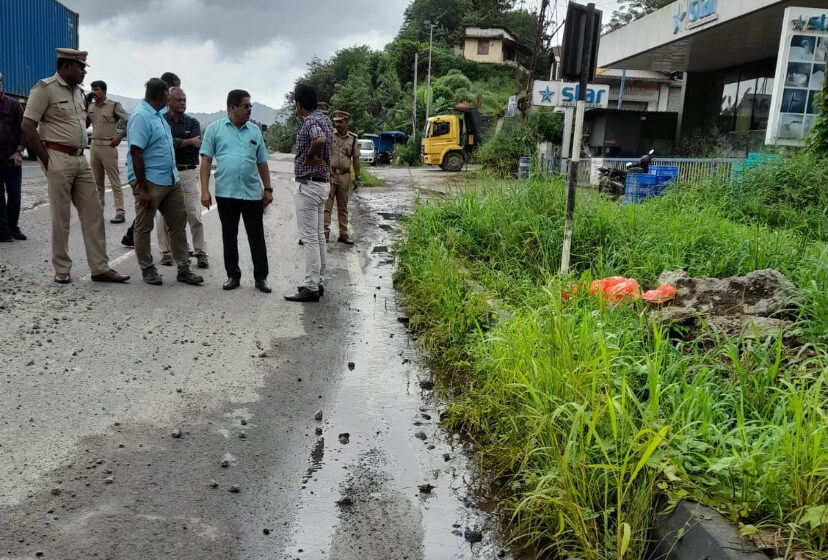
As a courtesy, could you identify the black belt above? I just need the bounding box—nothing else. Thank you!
[298,176,328,183]
[177,164,197,171]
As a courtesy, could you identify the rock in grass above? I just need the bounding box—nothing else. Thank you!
[418,484,434,494]
[419,380,434,390]
[336,496,353,507]
[414,432,427,441]
[229,485,240,493]
[171,429,182,438]
[209,480,218,488]
[314,410,323,421]
[338,433,350,444]
[347,361,355,370]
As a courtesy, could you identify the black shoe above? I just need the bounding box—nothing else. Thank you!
[11,230,26,240]
[338,236,354,246]
[110,215,125,224]
[121,234,134,247]
[255,279,272,293]
[177,267,204,285]
[223,277,241,290]
[296,284,324,296]
[284,287,320,302]
[0,235,12,242]
[142,266,163,285]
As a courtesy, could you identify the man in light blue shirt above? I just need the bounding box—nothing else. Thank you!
[199,89,272,293]
[127,77,202,286]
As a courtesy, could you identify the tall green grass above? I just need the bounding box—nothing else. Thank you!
[395,176,828,558]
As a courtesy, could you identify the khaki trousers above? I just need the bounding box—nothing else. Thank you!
[45,150,110,275]
[156,169,205,256]
[90,143,124,216]
[131,181,189,271]
[324,172,350,238]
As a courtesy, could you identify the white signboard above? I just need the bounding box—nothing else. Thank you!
[766,7,828,146]
[532,81,610,109]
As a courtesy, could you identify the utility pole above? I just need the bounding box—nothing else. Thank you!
[524,0,550,116]
[412,52,418,139]
[424,20,437,122]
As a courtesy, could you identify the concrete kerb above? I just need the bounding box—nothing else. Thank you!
[649,501,768,560]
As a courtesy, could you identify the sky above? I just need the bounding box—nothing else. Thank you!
[59,0,623,112]
[60,0,413,112]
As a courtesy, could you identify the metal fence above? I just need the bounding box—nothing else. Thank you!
[574,158,745,186]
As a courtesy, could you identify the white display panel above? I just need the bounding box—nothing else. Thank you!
[766,8,828,146]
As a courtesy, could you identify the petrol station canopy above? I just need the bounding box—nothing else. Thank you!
[597,0,828,73]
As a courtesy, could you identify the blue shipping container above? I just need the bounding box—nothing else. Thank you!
[0,0,79,99]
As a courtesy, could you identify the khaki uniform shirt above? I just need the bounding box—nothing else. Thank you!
[332,130,357,171]
[88,98,128,141]
[22,73,88,149]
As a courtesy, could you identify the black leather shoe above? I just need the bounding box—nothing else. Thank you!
[11,230,26,240]
[110,215,125,224]
[255,279,271,293]
[223,277,241,290]
[284,287,320,302]
[121,234,134,247]
[296,284,323,296]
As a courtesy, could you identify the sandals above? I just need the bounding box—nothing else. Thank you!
[54,273,71,284]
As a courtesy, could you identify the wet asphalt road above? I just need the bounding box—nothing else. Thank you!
[0,154,512,559]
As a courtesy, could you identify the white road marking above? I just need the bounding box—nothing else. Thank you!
[82,203,218,279]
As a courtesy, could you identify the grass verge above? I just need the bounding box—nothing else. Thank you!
[395,176,828,559]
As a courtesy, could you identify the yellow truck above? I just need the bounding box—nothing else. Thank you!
[421,105,486,172]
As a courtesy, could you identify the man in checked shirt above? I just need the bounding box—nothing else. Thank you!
[284,84,333,303]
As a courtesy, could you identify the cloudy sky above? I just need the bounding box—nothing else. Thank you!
[60,0,413,112]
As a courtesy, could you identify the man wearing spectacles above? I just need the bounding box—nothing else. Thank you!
[199,89,272,293]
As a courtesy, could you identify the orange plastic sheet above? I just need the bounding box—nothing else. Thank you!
[642,283,677,304]
[563,277,676,305]
[590,276,641,302]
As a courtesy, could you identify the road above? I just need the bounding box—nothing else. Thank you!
[0,153,515,559]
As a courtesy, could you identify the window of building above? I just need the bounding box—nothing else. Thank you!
[477,40,489,55]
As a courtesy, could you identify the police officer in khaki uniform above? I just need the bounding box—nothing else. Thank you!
[324,110,359,245]
[20,49,129,284]
[87,80,129,223]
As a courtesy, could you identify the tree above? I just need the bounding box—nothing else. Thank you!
[607,0,673,31]
[330,64,374,134]
[372,55,403,128]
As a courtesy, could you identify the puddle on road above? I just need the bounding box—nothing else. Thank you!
[284,187,519,560]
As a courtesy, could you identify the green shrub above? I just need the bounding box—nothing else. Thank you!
[394,138,422,167]
[475,109,563,177]
[690,150,828,240]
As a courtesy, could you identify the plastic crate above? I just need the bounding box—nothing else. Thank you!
[624,173,658,204]
[648,165,679,178]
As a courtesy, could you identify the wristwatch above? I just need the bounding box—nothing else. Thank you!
[264,188,273,192]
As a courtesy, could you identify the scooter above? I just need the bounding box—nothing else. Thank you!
[597,149,654,199]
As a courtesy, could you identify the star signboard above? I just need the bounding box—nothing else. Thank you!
[532,80,610,109]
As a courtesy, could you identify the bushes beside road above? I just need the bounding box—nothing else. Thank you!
[395,176,828,559]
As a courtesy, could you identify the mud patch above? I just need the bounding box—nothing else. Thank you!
[654,269,799,340]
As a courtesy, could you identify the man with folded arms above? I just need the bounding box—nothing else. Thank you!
[199,89,272,293]
[285,84,333,303]
[126,78,202,287]
[20,48,129,284]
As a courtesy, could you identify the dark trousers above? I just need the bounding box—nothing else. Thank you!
[216,196,268,281]
[0,164,22,236]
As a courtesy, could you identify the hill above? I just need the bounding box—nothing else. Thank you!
[108,95,286,126]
